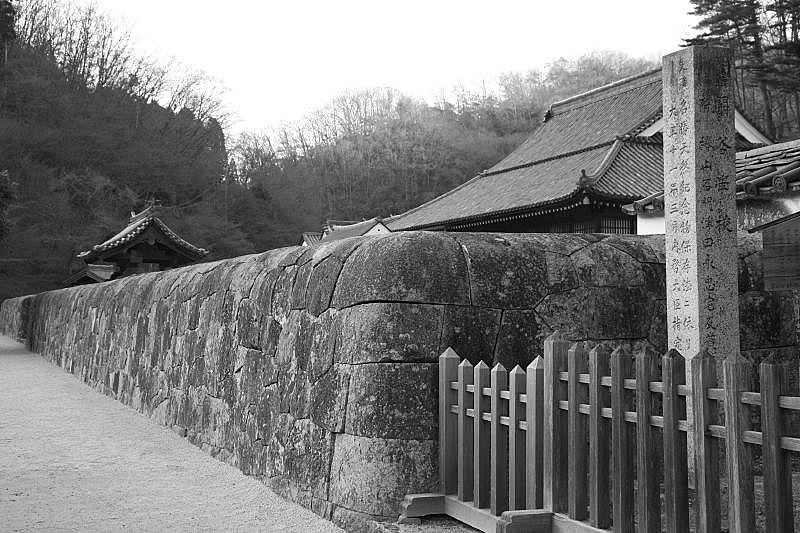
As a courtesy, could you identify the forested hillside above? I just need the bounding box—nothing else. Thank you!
[6,0,797,301]
[688,0,800,141]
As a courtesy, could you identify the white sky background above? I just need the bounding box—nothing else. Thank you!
[93,0,700,135]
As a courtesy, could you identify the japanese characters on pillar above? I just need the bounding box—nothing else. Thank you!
[663,46,740,360]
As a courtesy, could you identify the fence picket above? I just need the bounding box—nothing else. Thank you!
[760,358,794,533]
[691,349,720,533]
[662,349,688,533]
[490,364,509,516]
[611,347,634,533]
[473,361,491,509]
[440,348,459,495]
[636,348,661,532]
[723,356,755,533]
[526,356,544,509]
[589,345,611,529]
[457,359,474,502]
[568,342,589,521]
[544,332,571,513]
[508,365,526,510]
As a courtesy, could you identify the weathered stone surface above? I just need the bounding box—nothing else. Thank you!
[663,46,739,361]
[604,234,666,264]
[453,233,548,308]
[307,256,344,317]
[267,416,333,499]
[345,363,436,439]
[648,299,668,352]
[337,303,443,364]
[494,310,550,367]
[309,310,340,380]
[332,232,470,308]
[271,266,297,319]
[310,364,350,433]
[545,252,580,293]
[739,291,797,349]
[329,434,437,517]
[439,306,501,365]
[571,243,646,287]
[291,262,313,309]
[536,287,651,340]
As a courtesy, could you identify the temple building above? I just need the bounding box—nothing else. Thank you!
[386,68,772,235]
[625,139,800,233]
[64,206,208,286]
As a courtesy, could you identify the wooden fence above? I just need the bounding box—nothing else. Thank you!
[400,332,800,533]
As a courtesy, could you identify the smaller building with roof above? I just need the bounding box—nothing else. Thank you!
[66,205,209,286]
[625,139,800,233]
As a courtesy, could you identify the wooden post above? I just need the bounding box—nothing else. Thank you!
[691,349,720,533]
[723,356,755,533]
[440,348,460,495]
[760,358,794,533]
[526,356,544,509]
[588,345,611,529]
[490,363,509,516]
[567,342,589,521]
[635,347,661,532]
[663,349,689,533]
[543,331,570,513]
[474,360,491,508]
[508,365,526,511]
[611,347,634,533]
[457,359,474,502]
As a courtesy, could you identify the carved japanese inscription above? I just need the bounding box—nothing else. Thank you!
[663,46,740,360]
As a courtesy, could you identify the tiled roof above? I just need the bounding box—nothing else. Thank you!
[63,263,116,286]
[387,69,666,231]
[627,138,800,214]
[302,232,323,245]
[321,218,385,242]
[489,69,663,173]
[78,213,208,261]
[593,139,664,198]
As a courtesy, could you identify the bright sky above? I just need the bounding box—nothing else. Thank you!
[94,0,699,135]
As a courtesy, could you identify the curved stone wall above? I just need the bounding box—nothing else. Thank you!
[0,231,794,531]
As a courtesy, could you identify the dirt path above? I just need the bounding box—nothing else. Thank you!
[0,335,344,533]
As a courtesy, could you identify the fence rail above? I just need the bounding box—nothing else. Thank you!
[401,332,800,533]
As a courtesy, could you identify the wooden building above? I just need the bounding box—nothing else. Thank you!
[66,206,208,286]
[386,68,771,234]
[748,210,800,291]
[625,139,800,234]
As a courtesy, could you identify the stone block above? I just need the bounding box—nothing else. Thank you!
[439,306,501,365]
[452,233,548,308]
[306,256,344,316]
[345,363,437,439]
[739,291,796,350]
[271,266,297,319]
[291,262,313,309]
[308,310,340,380]
[332,232,469,308]
[545,252,580,293]
[494,310,550,367]
[309,364,350,433]
[329,433,438,517]
[266,415,333,498]
[336,303,443,364]
[604,234,665,264]
[571,243,647,287]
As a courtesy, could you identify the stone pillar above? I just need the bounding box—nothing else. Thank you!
[663,46,740,361]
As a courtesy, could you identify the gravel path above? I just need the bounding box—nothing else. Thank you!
[0,335,344,533]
